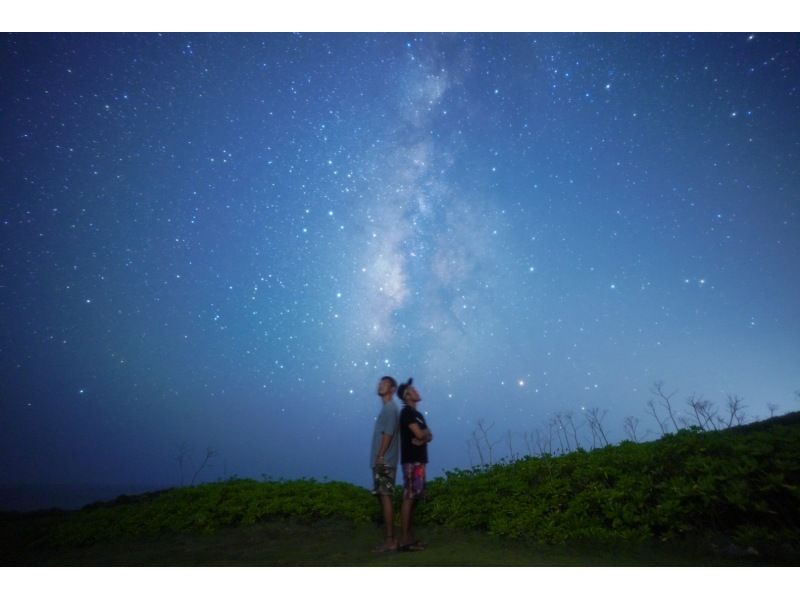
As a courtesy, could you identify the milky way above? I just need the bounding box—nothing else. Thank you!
[1,33,799,502]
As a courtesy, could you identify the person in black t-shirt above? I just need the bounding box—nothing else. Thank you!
[397,377,433,551]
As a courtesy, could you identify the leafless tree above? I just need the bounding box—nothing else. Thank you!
[725,394,746,427]
[470,430,485,466]
[645,399,668,435]
[534,426,551,456]
[191,447,218,485]
[686,394,719,431]
[623,416,641,442]
[549,414,564,455]
[584,407,609,448]
[563,411,582,450]
[651,381,680,432]
[475,419,501,465]
[547,419,558,454]
[585,415,598,448]
[523,431,533,456]
[686,393,702,429]
[554,413,573,452]
[506,430,516,461]
[707,404,722,430]
[767,403,779,418]
[175,442,190,487]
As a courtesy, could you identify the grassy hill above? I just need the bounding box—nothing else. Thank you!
[2,412,799,565]
[421,412,800,547]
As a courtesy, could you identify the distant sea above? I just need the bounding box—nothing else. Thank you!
[0,483,169,512]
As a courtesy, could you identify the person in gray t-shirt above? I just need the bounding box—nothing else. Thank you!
[370,375,399,552]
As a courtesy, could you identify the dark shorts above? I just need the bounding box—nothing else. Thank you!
[372,465,396,496]
[402,462,426,500]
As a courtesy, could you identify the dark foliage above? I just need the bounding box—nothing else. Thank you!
[3,413,799,554]
[418,412,800,545]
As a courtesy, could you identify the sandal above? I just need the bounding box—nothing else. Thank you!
[372,540,398,553]
[398,541,426,552]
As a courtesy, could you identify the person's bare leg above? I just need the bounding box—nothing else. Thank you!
[400,497,414,546]
[380,494,396,548]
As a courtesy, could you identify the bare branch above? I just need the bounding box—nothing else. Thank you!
[471,430,485,466]
[726,394,746,427]
[550,417,565,454]
[564,412,582,450]
[623,416,640,442]
[651,381,680,432]
[475,419,501,465]
[584,407,609,448]
[190,447,218,485]
[687,393,707,431]
[534,427,551,456]
[523,432,533,456]
[645,399,668,435]
[555,413,572,452]
[175,442,189,487]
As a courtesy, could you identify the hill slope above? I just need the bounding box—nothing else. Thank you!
[2,412,799,563]
[421,411,800,546]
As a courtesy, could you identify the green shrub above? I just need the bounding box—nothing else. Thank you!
[46,412,800,548]
[417,413,800,544]
[50,478,375,546]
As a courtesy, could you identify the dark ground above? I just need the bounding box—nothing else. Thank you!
[1,515,786,566]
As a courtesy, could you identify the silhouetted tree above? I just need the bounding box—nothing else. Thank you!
[584,407,609,448]
[473,419,501,465]
[554,413,572,452]
[550,416,566,453]
[175,442,189,487]
[623,416,641,442]
[506,430,516,461]
[190,447,218,485]
[767,403,779,418]
[534,426,552,456]
[522,431,533,456]
[651,381,680,432]
[645,399,668,435]
[563,411,581,450]
[725,394,746,427]
[470,429,485,466]
[687,394,719,431]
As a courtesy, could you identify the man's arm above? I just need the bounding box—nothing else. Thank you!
[409,423,433,445]
[374,432,393,466]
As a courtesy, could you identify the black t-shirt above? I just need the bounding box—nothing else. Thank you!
[400,405,428,464]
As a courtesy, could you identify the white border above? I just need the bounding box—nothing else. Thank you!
[3,567,798,598]
[3,1,800,32]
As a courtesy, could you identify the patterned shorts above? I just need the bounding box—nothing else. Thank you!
[402,462,426,500]
[372,465,396,496]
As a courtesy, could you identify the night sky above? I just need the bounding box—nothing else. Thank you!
[2,33,799,508]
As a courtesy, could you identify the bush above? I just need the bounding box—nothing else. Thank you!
[417,414,800,544]
[50,478,375,546]
[46,412,800,548]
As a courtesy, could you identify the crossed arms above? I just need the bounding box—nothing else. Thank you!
[409,422,433,446]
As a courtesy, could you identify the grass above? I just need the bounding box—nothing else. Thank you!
[1,518,775,566]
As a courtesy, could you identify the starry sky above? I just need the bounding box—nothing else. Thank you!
[1,33,799,507]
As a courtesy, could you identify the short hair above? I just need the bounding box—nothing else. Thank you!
[381,376,397,389]
[396,378,413,402]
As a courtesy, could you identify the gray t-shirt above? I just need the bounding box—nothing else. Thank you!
[370,400,399,468]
